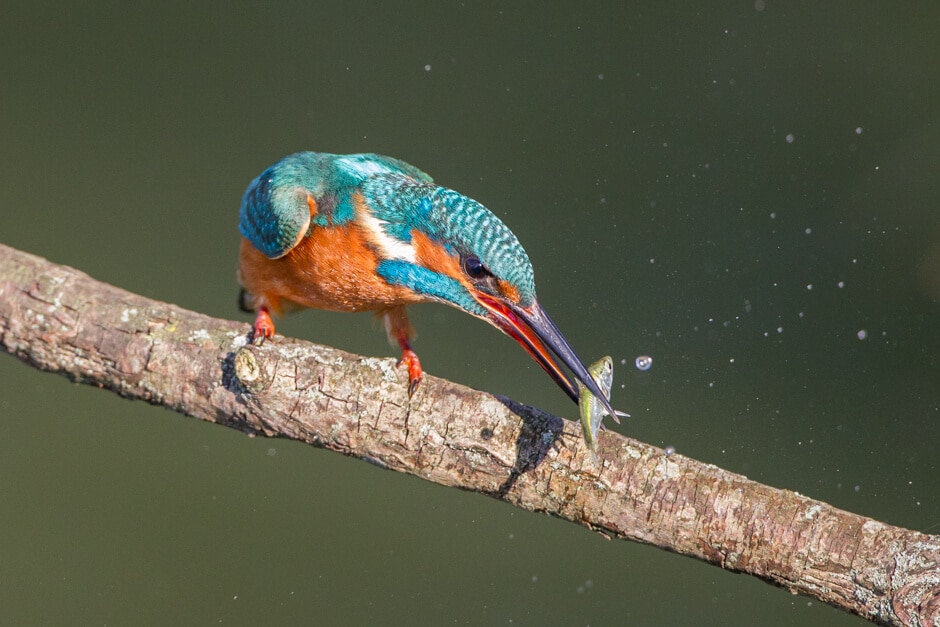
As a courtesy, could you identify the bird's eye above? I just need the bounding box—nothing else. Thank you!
[463,255,486,279]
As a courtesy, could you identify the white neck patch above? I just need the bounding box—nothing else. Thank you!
[355,201,417,263]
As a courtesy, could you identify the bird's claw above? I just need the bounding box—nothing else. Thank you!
[398,349,423,397]
[251,308,275,345]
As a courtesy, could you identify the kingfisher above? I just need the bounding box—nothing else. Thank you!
[237,151,618,422]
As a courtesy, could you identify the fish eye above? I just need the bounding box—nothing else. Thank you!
[463,255,486,279]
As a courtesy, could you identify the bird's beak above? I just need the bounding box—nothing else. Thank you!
[473,294,620,422]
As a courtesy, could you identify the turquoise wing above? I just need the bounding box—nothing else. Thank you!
[239,152,434,259]
[240,171,308,259]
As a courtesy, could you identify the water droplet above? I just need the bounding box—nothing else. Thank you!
[423,64,432,71]
[664,445,676,457]
[635,355,653,371]
[855,127,863,135]
[785,133,795,143]
[857,329,868,340]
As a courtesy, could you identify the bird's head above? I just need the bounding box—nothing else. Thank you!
[357,171,617,417]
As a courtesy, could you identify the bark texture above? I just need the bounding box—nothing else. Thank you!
[0,242,938,626]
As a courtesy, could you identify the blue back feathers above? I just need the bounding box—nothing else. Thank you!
[240,151,537,307]
[240,152,431,259]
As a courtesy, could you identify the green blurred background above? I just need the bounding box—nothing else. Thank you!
[1,2,937,625]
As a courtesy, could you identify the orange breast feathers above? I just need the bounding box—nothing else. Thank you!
[238,224,424,315]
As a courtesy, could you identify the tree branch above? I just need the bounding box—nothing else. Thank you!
[1,242,937,626]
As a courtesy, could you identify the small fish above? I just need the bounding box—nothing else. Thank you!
[578,356,616,464]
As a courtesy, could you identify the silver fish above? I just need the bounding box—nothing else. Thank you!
[578,356,615,464]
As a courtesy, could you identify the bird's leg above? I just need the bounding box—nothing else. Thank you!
[239,287,277,345]
[382,305,423,397]
[240,287,279,346]
[252,306,276,345]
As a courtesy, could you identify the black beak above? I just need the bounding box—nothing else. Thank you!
[474,294,620,423]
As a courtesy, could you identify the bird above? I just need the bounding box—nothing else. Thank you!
[237,151,619,421]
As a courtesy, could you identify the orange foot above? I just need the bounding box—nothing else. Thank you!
[398,348,423,397]
[252,307,275,345]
